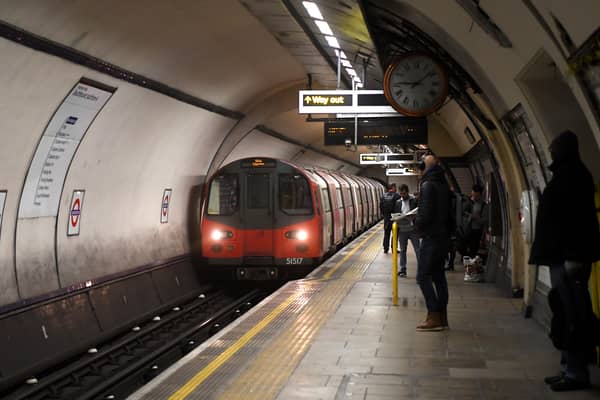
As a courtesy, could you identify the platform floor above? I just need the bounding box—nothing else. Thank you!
[129,226,600,400]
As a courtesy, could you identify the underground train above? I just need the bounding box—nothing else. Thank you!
[200,157,384,279]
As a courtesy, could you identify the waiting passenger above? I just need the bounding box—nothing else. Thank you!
[393,184,419,277]
[460,184,488,259]
[380,183,401,254]
[529,130,600,392]
[415,153,453,331]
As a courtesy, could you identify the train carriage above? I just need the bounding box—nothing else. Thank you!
[201,157,383,280]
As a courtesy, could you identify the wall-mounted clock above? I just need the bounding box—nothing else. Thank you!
[383,53,449,117]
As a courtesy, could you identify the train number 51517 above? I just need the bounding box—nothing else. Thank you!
[286,258,304,265]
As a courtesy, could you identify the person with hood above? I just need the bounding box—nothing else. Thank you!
[414,153,453,331]
[529,130,600,391]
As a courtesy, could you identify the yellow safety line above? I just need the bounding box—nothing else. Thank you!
[322,226,381,280]
[168,225,382,399]
[167,294,297,400]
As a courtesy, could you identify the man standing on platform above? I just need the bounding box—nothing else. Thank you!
[380,183,401,254]
[529,130,600,391]
[415,153,453,331]
[394,184,419,277]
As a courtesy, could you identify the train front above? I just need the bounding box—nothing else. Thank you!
[201,158,322,280]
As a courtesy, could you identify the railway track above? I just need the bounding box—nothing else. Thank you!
[2,286,267,400]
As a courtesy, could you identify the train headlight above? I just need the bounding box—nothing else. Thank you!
[211,230,233,240]
[285,229,308,241]
[296,230,308,241]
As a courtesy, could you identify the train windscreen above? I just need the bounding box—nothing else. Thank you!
[279,174,313,215]
[207,174,238,215]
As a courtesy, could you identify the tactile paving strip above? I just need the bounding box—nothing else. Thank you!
[133,226,382,400]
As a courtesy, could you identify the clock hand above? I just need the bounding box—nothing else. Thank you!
[412,71,436,86]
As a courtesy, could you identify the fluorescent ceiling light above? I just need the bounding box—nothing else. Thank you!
[346,68,357,77]
[353,76,361,82]
[314,20,333,35]
[334,49,347,59]
[302,1,323,19]
[325,36,340,49]
[341,59,352,67]
[355,83,364,88]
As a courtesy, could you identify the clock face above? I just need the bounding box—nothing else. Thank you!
[383,53,448,117]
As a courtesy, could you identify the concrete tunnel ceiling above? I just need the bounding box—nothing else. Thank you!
[1,0,600,308]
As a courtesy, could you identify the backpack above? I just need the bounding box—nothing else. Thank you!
[381,192,397,214]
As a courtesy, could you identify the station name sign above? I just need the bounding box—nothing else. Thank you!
[299,90,399,114]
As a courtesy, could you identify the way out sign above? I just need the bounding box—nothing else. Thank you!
[161,189,172,223]
[67,190,85,236]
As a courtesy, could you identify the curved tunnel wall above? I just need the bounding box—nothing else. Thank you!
[0,39,238,303]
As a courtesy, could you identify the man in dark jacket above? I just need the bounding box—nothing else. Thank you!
[380,184,401,253]
[529,130,600,391]
[415,154,453,331]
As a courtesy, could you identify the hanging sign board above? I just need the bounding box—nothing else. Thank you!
[19,79,114,219]
[386,168,419,176]
[299,90,399,114]
[324,117,427,145]
[0,191,6,238]
[360,153,416,165]
[67,190,85,236]
[161,189,172,223]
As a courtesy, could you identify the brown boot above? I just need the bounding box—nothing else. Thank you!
[441,310,449,330]
[416,312,444,331]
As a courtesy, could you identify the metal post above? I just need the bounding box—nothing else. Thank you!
[337,50,341,89]
[392,222,398,306]
[354,114,358,152]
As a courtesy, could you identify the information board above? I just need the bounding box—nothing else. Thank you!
[18,79,114,218]
[324,118,427,145]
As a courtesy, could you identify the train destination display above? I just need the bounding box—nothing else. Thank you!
[324,117,427,145]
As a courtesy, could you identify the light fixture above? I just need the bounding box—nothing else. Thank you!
[314,20,333,35]
[353,76,361,82]
[335,49,347,59]
[345,68,357,77]
[302,1,323,19]
[341,59,352,67]
[325,36,340,49]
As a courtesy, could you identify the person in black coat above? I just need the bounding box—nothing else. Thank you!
[380,184,401,253]
[414,154,453,331]
[529,130,600,391]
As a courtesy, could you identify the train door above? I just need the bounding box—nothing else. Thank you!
[306,170,333,252]
[341,174,360,234]
[243,173,273,257]
[331,173,353,240]
[315,171,343,245]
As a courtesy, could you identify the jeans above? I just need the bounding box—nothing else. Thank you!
[382,216,392,250]
[417,236,449,312]
[549,263,592,383]
[398,230,420,270]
